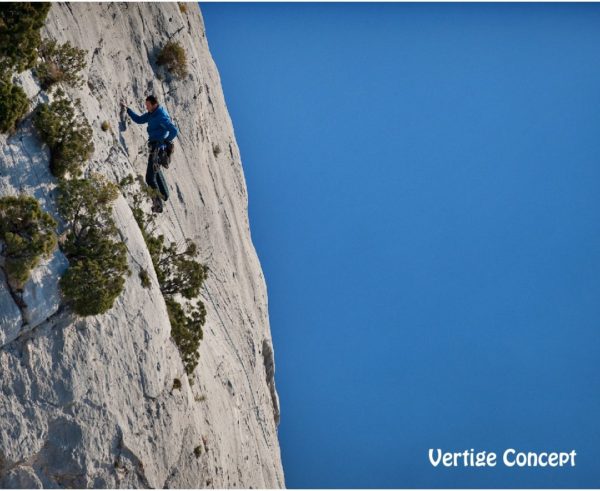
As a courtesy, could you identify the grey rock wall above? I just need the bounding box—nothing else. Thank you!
[0,3,284,488]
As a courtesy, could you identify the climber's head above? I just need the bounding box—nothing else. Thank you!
[145,95,159,112]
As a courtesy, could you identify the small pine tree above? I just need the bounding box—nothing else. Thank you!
[151,237,207,299]
[33,88,94,178]
[59,252,127,316]
[0,74,29,133]
[166,298,206,374]
[57,175,129,316]
[0,3,51,72]
[0,195,57,289]
[35,38,87,90]
[119,176,208,375]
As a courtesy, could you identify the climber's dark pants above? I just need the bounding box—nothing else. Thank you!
[146,141,169,201]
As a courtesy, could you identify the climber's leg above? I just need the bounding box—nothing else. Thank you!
[155,168,169,201]
[145,152,158,190]
[146,147,165,213]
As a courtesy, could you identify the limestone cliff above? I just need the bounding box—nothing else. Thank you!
[0,3,284,488]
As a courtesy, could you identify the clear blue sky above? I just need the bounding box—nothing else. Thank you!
[201,3,600,488]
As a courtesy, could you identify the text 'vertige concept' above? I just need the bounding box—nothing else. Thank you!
[429,449,577,468]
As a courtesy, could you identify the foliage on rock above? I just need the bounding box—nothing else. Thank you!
[57,174,129,316]
[118,174,159,230]
[150,236,207,299]
[166,297,206,375]
[33,88,94,178]
[120,174,207,375]
[156,40,188,80]
[0,2,51,72]
[0,195,57,289]
[35,38,87,90]
[0,75,29,133]
[139,268,151,288]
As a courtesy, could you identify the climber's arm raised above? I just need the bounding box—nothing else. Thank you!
[120,100,150,124]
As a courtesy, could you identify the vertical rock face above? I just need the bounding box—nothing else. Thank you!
[0,3,284,488]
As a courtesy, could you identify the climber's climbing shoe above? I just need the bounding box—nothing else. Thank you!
[151,197,163,213]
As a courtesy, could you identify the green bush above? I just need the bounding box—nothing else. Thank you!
[0,195,57,289]
[151,236,207,375]
[120,175,207,375]
[57,175,129,316]
[166,298,205,375]
[0,3,51,72]
[119,173,161,230]
[146,234,207,375]
[33,88,94,178]
[156,40,188,80]
[139,268,150,288]
[35,38,87,90]
[59,254,126,316]
[0,75,29,133]
[150,236,207,299]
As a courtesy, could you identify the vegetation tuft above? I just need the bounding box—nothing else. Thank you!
[139,268,151,288]
[35,38,87,90]
[33,88,94,178]
[0,2,51,72]
[57,174,129,316]
[166,297,206,374]
[156,40,188,80]
[0,196,57,289]
[0,75,29,134]
[120,175,207,376]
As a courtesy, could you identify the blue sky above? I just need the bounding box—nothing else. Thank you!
[201,3,600,488]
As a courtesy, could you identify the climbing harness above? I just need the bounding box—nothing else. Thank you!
[149,141,172,171]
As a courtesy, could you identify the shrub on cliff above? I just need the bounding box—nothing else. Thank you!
[0,75,29,133]
[150,236,207,299]
[0,195,57,289]
[33,88,94,178]
[0,2,51,72]
[35,38,87,90]
[149,235,207,375]
[120,174,208,375]
[119,173,161,231]
[156,40,188,80]
[57,175,129,316]
[166,298,205,374]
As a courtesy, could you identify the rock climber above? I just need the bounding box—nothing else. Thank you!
[120,95,178,213]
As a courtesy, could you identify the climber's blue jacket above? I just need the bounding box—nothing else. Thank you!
[127,105,178,143]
